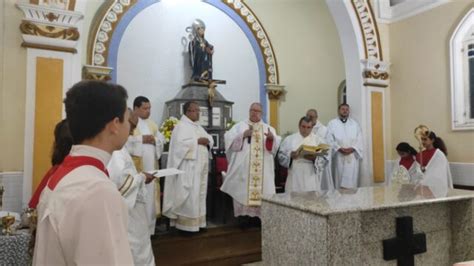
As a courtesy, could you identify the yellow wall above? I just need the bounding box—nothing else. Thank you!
[389,1,474,162]
[0,0,27,172]
[32,58,63,190]
[246,0,345,135]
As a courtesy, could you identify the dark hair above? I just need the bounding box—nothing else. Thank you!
[338,103,350,110]
[396,142,417,156]
[183,101,198,114]
[299,116,313,126]
[51,119,73,165]
[133,96,150,108]
[64,81,128,144]
[428,131,448,156]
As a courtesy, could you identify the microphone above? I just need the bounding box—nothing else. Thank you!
[247,125,253,144]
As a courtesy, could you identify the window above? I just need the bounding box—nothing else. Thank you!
[338,79,347,105]
[467,43,474,119]
[450,8,474,130]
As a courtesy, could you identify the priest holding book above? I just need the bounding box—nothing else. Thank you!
[278,116,331,193]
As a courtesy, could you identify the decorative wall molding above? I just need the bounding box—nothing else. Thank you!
[17,3,84,53]
[82,65,113,81]
[361,59,390,88]
[29,0,77,11]
[265,84,285,100]
[87,0,136,67]
[351,0,383,61]
[20,21,79,40]
[223,0,279,84]
[265,84,285,132]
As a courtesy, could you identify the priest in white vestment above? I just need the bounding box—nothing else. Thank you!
[306,108,328,140]
[33,81,133,265]
[130,96,165,235]
[327,103,363,189]
[278,116,330,193]
[221,103,281,219]
[306,108,333,190]
[107,109,155,266]
[163,101,213,232]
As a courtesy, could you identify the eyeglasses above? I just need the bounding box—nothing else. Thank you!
[250,109,262,113]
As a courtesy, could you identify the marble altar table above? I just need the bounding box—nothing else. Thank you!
[261,184,474,265]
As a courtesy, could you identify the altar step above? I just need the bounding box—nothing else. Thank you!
[152,226,261,265]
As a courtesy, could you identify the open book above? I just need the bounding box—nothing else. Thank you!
[145,168,185,178]
[296,143,331,158]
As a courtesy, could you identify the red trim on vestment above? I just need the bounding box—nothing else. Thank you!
[47,155,109,191]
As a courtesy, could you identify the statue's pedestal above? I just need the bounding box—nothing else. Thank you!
[165,83,233,150]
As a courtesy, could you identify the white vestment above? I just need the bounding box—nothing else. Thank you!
[312,120,328,140]
[312,121,334,190]
[221,120,281,217]
[389,158,419,186]
[129,117,165,235]
[107,147,155,266]
[278,132,330,193]
[417,149,453,197]
[33,145,133,265]
[327,118,363,189]
[163,115,213,232]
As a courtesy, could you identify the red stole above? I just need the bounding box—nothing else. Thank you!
[47,155,109,191]
[28,165,59,209]
[415,148,436,168]
[399,156,415,171]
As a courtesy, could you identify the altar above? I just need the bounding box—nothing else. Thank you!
[261,184,474,265]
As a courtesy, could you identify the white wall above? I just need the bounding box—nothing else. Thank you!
[116,1,259,125]
[247,0,345,135]
[389,0,474,163]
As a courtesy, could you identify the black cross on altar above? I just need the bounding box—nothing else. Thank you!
[382,216,427,266]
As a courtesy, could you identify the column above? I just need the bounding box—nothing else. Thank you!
[17,2,84,206]
[265,84,285,133]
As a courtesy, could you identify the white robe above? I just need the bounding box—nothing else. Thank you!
[312,121,334,190]
[278,132,330,193]
[327,118,363,189]
[129,117,165,235]
[107,147,155,266]
[417,149,453,197]
[33,145,133,265]
[162,115,213,232]
[221,120,281,216]
[312,120,328,140]
[389,158,419,186]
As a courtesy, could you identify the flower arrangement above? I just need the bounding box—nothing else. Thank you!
[159,116,179,149]
[226,120,236,130]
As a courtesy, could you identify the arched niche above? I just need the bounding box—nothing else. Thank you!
[85,0,279,123]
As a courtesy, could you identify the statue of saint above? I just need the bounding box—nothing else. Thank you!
[187,19,214,81]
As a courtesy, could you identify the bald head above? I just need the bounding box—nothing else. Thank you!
[306,109,318,124]
[249,102,263,123]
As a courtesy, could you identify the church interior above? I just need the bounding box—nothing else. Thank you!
[1,0,474,265]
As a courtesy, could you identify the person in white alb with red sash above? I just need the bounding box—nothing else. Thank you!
[33,81,134,265]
